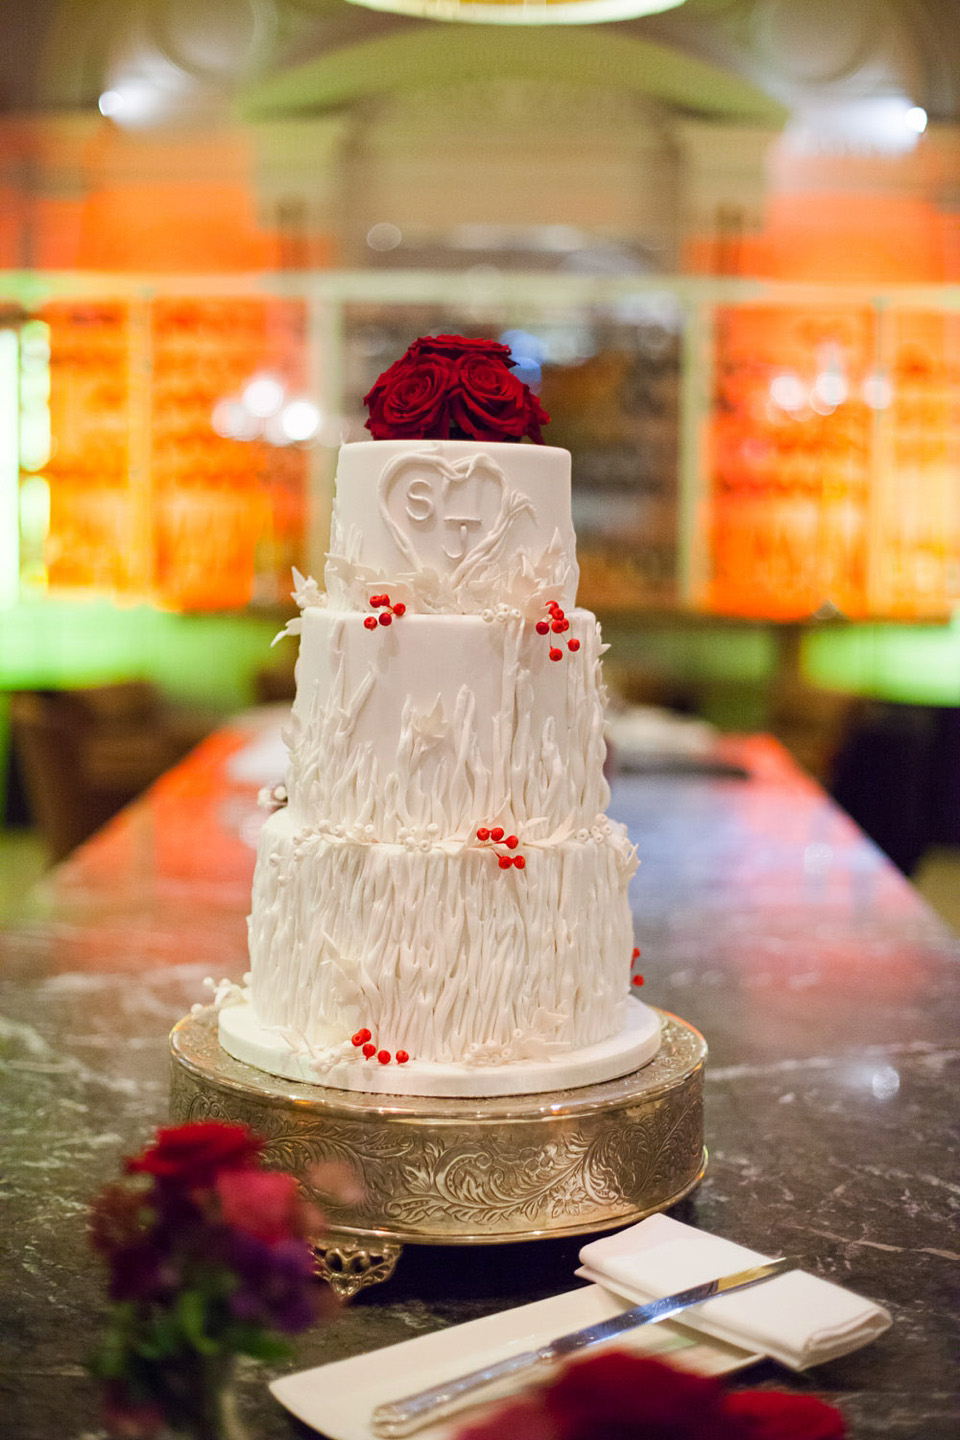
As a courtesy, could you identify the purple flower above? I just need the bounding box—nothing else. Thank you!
[224,1230,318,1333]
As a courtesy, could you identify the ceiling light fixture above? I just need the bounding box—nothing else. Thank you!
[98,90,125,118]
[343,0,685,24]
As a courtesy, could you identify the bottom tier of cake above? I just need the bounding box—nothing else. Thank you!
[219,990,662,1097]
[241,805,648,1094]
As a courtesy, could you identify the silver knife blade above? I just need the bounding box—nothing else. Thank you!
[370,1254,800,1438]
[551,1253,799,1355]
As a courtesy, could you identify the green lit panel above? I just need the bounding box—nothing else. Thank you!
[804,617,960,707]
[600,619,776,683]
[0,329,18,607]
[18,320,52,595]
[0,602,281,712]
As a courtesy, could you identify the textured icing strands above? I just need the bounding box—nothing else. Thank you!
[249,808,636,1064]
[283,607,613,843]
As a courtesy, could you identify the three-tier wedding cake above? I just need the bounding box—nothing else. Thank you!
[219,336,659,1096]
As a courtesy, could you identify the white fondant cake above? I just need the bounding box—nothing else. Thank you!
[221,436,657,1096]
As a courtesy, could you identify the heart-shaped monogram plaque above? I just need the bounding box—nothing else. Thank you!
[378,449,516,574]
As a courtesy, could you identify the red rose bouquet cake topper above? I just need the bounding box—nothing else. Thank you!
[363,334,550,444]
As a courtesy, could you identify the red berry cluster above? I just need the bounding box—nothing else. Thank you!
[363,594,407,631]
[476,825,526,870]
[535,601,580,661]
[351,1027,410,1065]
[631,946,644,987]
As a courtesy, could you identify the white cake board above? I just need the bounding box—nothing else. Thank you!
[218,995,662,1098]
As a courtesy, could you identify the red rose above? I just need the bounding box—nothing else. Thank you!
[449,352,539,442]
[411,334,516,367]
[726,1391,846,1440]
[364,353,454,440]
[543,1354,748,1440]
[456,1397,556,1440]
[125,1121,263,1189]
[454,1354,846,1440]
[362,351,417,417]
[216,1168,306,1245]
[521,386,550,444]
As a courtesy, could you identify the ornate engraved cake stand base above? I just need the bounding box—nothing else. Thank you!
[169,1008,706,1297]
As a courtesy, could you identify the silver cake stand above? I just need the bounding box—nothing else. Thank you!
[169,1008,706,1297]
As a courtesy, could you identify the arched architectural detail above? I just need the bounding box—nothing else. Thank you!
[239,25,785,123]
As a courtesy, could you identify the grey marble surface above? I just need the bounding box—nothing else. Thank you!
[1,723,958,1439]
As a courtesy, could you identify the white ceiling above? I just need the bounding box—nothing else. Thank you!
[1,0,956,132]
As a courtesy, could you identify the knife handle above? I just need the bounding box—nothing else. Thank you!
[370,1345,552,1438]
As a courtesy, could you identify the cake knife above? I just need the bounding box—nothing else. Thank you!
[369,1254,799,1438]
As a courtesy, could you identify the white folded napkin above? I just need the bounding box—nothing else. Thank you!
[577,1214,891,1371]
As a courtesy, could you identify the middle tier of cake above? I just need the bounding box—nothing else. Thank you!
[285,604,611,840]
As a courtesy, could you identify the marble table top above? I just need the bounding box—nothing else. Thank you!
[2,711,957,1438]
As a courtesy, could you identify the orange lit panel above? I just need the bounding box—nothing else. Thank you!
[38,296,309,611]
[871,313,960,618]
[149,297,308,611]
[705,305,876,620]
[42,301,139,596]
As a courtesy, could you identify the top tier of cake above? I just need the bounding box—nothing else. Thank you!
[323,440,579,615]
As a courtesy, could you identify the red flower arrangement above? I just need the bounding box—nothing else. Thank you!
[364,334,549,444]
[454,1352,846,1440]
[89,1122,334,1439]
